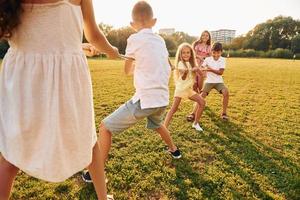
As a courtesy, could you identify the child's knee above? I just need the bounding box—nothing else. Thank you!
[99,123,113,136]
[0,158,18,173]
[197,97,205,107]
[201,92,207,98]
[222,89,229,97]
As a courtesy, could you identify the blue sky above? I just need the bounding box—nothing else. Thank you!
[92,0,300,37]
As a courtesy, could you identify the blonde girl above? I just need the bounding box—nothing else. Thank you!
[187,30,212,122]
[164,43,205,131]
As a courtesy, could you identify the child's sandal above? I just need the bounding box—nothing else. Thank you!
[186,113,195,122]
[221,113,229,120]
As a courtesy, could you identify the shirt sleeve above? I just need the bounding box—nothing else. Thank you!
[177,61,186,70]
[220,58,226,69]
[125,35,136,58]
[207,46,211,55]
[202,57,208,67]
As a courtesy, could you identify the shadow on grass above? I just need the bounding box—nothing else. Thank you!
[75,106,300,200]
[196,107,300,199]
[172,157,245,200]
[74,174,98,200]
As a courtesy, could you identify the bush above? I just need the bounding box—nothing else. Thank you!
[291,34,300,53]
[224,48,293,59]
[271,48,293,59]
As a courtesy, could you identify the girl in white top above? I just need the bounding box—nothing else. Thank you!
[0,0,118,199]
[164,43,206,131]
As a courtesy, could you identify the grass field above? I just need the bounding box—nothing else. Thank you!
[1,58,300,200]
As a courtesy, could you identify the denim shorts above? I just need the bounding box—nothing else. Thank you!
[102,100,166,133]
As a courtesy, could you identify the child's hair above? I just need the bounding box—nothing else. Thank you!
[192,30,211,49]
[174,43,197,81]
[0,0,23,39]
[212,42,223,52]
[132,1,153,23]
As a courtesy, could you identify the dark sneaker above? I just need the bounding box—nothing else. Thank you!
[221,113,229,120]
[82,171,92,183]
[82,171,109,183]
[168,148,182,159]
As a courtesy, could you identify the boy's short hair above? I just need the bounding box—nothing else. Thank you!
[132,1,153,23]
[212,42,223,52]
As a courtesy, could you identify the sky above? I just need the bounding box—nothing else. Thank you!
[92,0,300,37]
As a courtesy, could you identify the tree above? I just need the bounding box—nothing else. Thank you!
[224,36,247,50]
[291,34,300,53]
[243,16,300,51]
[98,23,113,36]
[107,26,135,54]
[160,32,197,56]
[83,22,196,56]
[169,32,196,46]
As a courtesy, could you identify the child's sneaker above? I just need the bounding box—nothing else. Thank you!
[221,113,229,120]
[82,171,108,183]
[192,123,204,132]
[81,171,92,183]
[167,148,182,159]
[107,195,114,200]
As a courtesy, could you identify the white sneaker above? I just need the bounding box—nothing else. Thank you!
[192,123,203,132]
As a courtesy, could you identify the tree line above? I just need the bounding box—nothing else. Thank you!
[1,15,299,59]
[224,16,300,58]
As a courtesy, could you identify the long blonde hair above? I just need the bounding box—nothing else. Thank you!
[174,43,197,81]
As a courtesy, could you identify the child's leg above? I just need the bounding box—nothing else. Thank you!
[196,74,204,93]
[221,88,229,114]
[87,100,144,198]
[189,94,206,124]
[190,102,198,118]
[0,156,19,200]
[87,123,112,200]
[155,125,177,152]
[164,97,182,128]
[187,79,206,121]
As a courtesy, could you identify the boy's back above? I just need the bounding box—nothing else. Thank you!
[126,28,171,109]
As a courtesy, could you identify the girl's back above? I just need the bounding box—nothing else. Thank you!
[10,1,83,53]
[0,0,97,182]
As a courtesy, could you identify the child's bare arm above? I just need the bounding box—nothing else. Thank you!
[177,69,188,80]
[204,66,225,75]
[81,0,119,58]
[124,59,135,76]
[82,43,100,57]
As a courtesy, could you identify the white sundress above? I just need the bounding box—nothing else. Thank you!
[0,1,97,182]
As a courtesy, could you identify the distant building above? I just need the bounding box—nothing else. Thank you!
[210,29,236,44]
[159,28,175,36]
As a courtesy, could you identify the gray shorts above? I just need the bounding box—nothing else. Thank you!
[202,83,227,95]
[102,100,167,133]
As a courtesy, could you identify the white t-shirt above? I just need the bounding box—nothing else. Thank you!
[202,56,226,83]
[125,28,171,109]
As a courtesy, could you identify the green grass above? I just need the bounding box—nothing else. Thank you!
[1,58,300,199]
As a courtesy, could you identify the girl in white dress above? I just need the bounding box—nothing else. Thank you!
[0,0,118,199]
